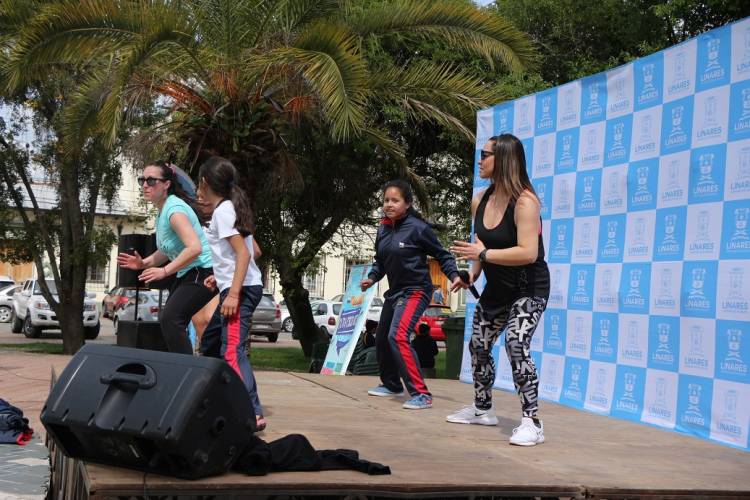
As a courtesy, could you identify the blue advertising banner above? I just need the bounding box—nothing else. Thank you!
[320,264,376,375]
[466,17,750,451]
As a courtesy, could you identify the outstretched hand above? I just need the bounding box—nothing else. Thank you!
[360,278,374,291]
[117,250,144,270]
[450,234,486,261]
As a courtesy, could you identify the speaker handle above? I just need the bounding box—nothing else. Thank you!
[100,365,157,389]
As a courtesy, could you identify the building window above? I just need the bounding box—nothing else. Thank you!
[302,270,325,299]
[343,258,369,289]
[87,262,108,283]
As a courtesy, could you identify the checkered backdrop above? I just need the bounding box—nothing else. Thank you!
[462,17,750,451]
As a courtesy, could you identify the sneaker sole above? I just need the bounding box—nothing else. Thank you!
[367,390,404,397]
[403,404,432,410]
[446,416,499,426]
[509,436,545,446]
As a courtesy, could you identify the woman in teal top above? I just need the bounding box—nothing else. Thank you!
[117,161,216,354]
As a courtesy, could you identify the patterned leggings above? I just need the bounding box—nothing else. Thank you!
[469,297,547,416]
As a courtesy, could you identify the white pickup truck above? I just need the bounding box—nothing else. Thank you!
[10,279,100,339]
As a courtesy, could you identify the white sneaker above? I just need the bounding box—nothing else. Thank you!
[446,405,499,426]
[509,417,545,446]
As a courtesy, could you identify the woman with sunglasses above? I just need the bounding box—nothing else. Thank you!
[117,161,215,354]
[448,134,550,446]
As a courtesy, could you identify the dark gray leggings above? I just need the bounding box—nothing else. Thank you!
[160,267,216,354]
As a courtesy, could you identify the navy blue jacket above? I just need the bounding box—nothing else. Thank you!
[368,213,459,294]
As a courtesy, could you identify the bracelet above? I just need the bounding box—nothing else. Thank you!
[479,249,488,263]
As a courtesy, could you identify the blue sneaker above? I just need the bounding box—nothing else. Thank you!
[367,385,404,397]
[402,394,433,410]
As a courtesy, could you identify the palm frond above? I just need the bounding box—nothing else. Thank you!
[347,0,538,72]
[3,0,147,91]
[370,61,506,140]
[257,21,369,141]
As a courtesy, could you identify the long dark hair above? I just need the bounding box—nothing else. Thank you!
[148,161,208,225]
[382,179,445,230]
[198,156,255,236]
[488,134,537,202]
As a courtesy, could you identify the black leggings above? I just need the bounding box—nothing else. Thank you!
[161,267,216,354]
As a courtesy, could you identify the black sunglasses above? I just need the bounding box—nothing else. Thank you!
[480,150,494,160]
[138,176,166,187]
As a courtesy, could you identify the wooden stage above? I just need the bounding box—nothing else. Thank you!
[46,370,750,499]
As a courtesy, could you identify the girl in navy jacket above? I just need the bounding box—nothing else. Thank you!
[361,180,464,409]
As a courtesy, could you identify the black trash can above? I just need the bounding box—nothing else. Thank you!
[442,315,466,380]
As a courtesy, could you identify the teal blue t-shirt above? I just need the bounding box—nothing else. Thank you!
[156,195,213,277]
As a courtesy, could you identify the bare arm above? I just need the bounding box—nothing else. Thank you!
[252,238,262,259]
[163,212,203,275]
[221,234,251,316]
[452,191,541,266]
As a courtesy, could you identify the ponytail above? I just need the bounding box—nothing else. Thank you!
[199,156,255,237]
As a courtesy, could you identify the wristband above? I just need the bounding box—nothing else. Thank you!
[479,249,488,263]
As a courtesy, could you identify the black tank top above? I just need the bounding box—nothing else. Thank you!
[474,185,550,308]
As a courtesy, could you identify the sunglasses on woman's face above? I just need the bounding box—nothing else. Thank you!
[480,150,494,160]
[138,176,166,187]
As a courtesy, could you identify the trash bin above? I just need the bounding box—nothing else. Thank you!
[309,339,330,373]
[442,315,466,380]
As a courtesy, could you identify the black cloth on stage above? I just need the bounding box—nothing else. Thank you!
[233,434,391,476]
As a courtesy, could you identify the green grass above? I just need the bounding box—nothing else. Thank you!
[249,347,312,372]
[0,343,65,354]
[0,344,452,378]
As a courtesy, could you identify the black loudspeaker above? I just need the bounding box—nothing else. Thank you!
[117,234,174,290]
[41,344,256,479]
[116,320,168,352]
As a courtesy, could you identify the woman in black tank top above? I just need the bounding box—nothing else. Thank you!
[447,134,550,446]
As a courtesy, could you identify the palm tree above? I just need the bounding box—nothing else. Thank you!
[3,0,537,354]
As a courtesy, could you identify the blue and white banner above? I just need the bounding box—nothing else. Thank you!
[321,264,376,375]
[464,17,750,451]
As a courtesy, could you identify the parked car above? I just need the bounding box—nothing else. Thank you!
[249,293,282,342]
[279,295,323,332]
[113,290,168,331]
[101,287,138,318]
[418,304,453,341]
[0,284,22,323]
[10,279,100,339]
[0,275,15,290]
[309,300,342,339]
[367,297,383,322]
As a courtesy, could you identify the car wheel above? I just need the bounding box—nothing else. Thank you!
[282,317,293,332]
[320,326,331,340]
[10,311,22,333]
[112,317,119,333]
[84,322,100,340]
[0,306,11,323]
[267,332,279,343]
[23,315,41,338]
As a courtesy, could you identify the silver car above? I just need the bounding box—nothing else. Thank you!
[113,290,169,330]
[250,294,282,343]
[0,284,22,323]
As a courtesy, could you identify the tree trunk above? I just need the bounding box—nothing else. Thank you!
[56,160,88,354]
[275,257,320,357]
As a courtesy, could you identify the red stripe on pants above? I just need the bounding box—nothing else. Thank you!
[225,311,244,381]
[396,290,429,395]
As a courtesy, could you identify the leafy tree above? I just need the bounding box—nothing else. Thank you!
[4,0,537,355]
[491,0,750,86]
